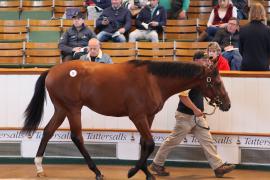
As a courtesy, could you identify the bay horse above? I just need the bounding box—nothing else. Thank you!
[21,59,230,180]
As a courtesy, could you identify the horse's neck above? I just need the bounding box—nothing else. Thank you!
[158,76,201,101]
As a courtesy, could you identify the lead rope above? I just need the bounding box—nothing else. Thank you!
[193,99,217,130]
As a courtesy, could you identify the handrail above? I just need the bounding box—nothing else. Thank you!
[1,127,270,137]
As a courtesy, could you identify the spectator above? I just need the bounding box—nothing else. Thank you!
[59,12,96,61]
[231,0,249,19]
[240,2,270,71]
[95,0,132,42]
[80,38,113,63]
[129,0,166,42]
[198,0,237,42]
[207,42,230,70]
[83,0,111,20]
[213,17,242,70]
[122,0,148,17]
[159,0,190,19]
[150,50,235,178]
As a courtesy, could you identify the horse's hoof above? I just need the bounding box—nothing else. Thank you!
[128,167,139,178]
[96,174,104,180]
[37,172,46,177]
[146,174,156,180]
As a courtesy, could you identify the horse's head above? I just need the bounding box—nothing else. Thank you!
[199,59,231,111]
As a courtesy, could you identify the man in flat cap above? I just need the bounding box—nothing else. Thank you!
[59,12,96,61]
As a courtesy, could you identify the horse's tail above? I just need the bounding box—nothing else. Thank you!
[21,70,49,135]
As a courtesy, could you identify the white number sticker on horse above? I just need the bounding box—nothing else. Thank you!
[69,70,77,77]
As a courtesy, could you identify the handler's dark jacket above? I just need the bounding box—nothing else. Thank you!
[212,27,239,51]
[135,4,167,33]
[59,24,96,54]
[96,5,132,33]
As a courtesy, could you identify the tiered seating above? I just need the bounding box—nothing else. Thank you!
[261,1,270,20]
[164,19,198,42]
[137,42,174,61]
[0,42,24,66]
[0,0,248,67]
[28,19,61,42]
[0,20,27,42]
[175,42,210,61]
[188,0,212,20]
[21,1,53,20]
[101,42,136,63]
[54,0,86,19]
[24,42,61,66]
[0,1,21,20]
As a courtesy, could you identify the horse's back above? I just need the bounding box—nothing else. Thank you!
[45,60,150,116]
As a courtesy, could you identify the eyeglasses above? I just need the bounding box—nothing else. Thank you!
[228,23,238,26]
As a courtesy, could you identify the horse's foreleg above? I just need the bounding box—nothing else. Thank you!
[128,117,155,179]
[35,109,66,177]
[68,111,103,180]
[140,138,156,180]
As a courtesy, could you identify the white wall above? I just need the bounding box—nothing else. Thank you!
[0,74,270,134]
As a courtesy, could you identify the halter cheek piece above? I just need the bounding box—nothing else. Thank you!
[205,76,222,107]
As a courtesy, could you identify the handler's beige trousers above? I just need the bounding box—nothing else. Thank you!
[153,111,223,170]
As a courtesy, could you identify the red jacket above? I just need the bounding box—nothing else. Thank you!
[217,55,230,70]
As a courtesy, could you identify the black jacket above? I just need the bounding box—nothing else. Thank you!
[213,27,239,51]
[239,21,270,71]
[59,24,96,54]
[135,5,167,32]
[96,6,132,33]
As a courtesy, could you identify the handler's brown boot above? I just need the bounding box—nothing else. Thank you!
[149,162,170,176]
[214,163,236,178]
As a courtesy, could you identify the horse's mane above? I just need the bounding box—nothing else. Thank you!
[128,60,205,78]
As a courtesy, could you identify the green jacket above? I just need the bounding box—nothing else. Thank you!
[159,0,190,11]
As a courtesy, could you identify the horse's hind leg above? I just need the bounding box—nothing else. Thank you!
[35,109,66,177]
[67,110,103,180]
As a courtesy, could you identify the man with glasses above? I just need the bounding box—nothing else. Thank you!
[213,17,242,70]
[129,0,166,42]
[96,0,132,42]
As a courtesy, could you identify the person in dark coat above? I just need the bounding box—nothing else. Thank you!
[213,17,242,70]
[95,0,132,42]
[59,12,96,61]
[129,0,167,42]
[239,2,270,71]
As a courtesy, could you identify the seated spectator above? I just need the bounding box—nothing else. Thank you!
[213,17,242,70]
[59,12,96,61]
[207,42,230,70]
[129,0,166,42]
[123,0,148,17]
[240,2,270,71]
[83,0,111,20]
[198,0,237,42]
[170,0,190,19]
[159,0,190,19]
[231,0,249,19]
[95,0,132,42]
[80,38,113,63]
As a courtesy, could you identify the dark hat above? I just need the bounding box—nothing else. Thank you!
[72,11,84,19]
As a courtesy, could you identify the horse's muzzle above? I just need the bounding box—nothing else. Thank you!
[219,103,231,111]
